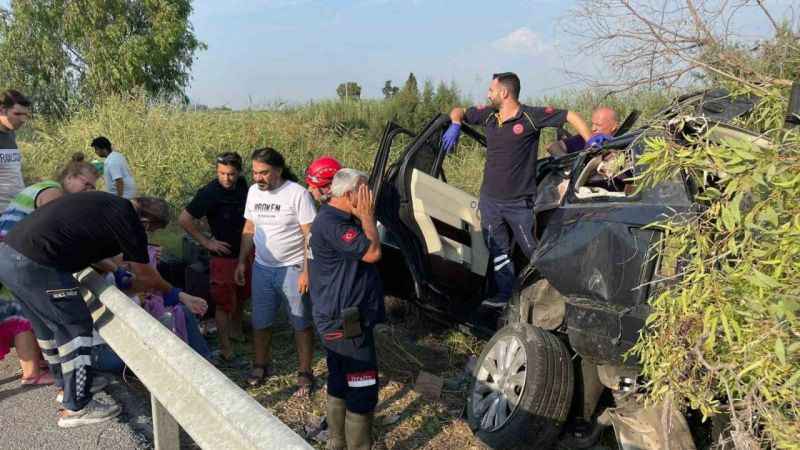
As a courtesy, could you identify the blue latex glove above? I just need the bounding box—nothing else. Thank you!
[113,266,134,290]
[441,123,462,153]
[586,133,612,149]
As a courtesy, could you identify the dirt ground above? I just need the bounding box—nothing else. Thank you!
[211,296,490,450]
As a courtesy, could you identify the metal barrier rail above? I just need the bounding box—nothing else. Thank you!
[76,268,313,450]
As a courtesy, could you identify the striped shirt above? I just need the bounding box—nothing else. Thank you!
[0,180,61,241]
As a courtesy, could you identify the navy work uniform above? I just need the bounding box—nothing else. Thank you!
[308,204,384,414]
[463,104,568,304]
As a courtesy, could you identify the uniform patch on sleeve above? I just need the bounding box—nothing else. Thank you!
[513,123,524,135]
[341,228,359,243]
[544,106,555,114]
[347,370,377,387]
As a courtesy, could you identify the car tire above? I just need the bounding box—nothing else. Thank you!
[467,322,574,449]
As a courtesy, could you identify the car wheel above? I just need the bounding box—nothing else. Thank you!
[467,323,574,449]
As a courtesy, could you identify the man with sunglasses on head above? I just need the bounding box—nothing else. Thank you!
[179,152,249,365]
[441,72,591,310]
[0,191,207,428]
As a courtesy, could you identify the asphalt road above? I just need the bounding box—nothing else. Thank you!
[0,353,152,450]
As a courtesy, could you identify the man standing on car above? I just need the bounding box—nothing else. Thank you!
[0,89,32,211]
[179,152,249,365]
[309,169,383,450]
[91,136,137,199]
[442,72,591,308]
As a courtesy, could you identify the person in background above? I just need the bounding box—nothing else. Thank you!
[234,148,317,396]
[0,152,99,242]
[179,152,249,365]
[442,72,591,309]
[305,155,342,204]
[90,136,137,199]
[0,89,32,211]
[0,299,54,385]
[308,169,384,450]
[547,106,620,156]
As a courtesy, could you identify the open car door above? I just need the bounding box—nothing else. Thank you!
[371,115,490,318]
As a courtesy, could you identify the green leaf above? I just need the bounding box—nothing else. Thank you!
[775,338,787,365]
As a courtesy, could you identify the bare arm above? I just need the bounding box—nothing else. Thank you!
[298,223,311,294]
[178,209,230,255]
[234,219,256,286]
[566,111,591,141]
[91,254,123,273]
[114,178,124,197]
[35,188,63,208]
[126,261,208,315]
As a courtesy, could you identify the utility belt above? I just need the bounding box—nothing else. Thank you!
[322,307,362,342]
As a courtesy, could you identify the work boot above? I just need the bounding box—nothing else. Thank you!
[326,395,347,450]
[345,410,373,450]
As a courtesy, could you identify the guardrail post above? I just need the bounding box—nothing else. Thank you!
[152,395,180,450]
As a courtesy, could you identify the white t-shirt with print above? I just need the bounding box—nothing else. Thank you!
[244,180,316,267]
[103,151,137,199]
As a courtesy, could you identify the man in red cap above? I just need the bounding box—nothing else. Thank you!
[305,156,342,203]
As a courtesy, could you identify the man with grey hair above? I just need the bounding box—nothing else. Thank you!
[308,168,383,450]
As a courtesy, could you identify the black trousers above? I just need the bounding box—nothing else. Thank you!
[323,327,379,414]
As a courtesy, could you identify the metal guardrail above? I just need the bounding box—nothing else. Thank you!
[75,268,313,450]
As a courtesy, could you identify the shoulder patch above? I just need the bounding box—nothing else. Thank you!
[513,123,524,135]
[341,228,359,243]
[544,106,555,114]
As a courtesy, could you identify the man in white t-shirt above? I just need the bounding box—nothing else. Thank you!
[0,90,32,211]
[234,147,317,396]
[91,136,137,199]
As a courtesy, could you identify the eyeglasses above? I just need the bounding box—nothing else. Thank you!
[140,217,166,232]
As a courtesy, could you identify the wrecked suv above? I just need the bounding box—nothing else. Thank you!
[367,90,779,450]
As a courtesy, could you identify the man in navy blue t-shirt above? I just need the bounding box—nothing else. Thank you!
[442,72,591,308]
[308,168,383,450]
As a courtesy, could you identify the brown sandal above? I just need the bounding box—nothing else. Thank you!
[293,371,315,398]
[246,364,271,387]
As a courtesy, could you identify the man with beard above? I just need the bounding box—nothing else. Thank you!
[234,148,317,396]
[441,72,590,309]
[179,152,249,365]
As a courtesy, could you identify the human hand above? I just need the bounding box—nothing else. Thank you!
[351,184,375,222]
[441,123,461,153]
[234,262,247,286]
[298,270,309,294]
[113,266,135,290]
[204,238,232,255]
[179,292,208,315]
[151,246,162,263]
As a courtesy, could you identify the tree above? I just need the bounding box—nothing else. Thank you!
[336,81,362,100]
[0,0,205,119]
[565,0,797,95]
[393,72,420,126]
[382,80,399,99]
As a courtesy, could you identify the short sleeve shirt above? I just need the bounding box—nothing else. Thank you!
[185,177,248,258]
[464,104,567,200]
[308,204,385,335]
[103,151,137,199]
[5,191,149,272]
[244,180,316,267]
[0,129,23,212]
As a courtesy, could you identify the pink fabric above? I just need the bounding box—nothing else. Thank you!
[140,245,189,343]
[0,316,33,360]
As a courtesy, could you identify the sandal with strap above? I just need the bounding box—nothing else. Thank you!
[21,370,55,386]
[293,371,315,398]
[246,364,271,387]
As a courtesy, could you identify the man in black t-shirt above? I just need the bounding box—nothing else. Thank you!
[179,152,249,364]
[0,191,207,428]
[442,72,591,308]
[308,169,383,450]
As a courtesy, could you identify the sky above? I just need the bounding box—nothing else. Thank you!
[187,0,579,108]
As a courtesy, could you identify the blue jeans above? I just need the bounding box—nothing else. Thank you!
[478,195,537,302]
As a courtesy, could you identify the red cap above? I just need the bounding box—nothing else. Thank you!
[305,156,342,188]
